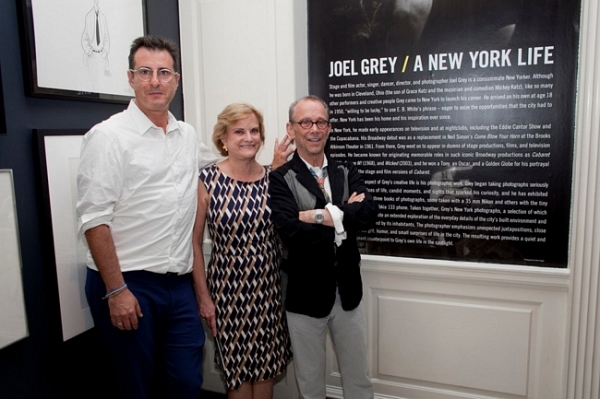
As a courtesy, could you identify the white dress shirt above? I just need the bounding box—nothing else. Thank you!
[76,100,217,274]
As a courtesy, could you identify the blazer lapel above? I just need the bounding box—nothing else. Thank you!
[328,159,345,206]
[291,154,327,204]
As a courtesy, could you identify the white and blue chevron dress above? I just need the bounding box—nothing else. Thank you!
[200,164,292,390]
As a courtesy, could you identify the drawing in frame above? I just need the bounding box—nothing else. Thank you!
[20,0,146,103]
[0,62,6,133]
[36,129,92,341]
[0,169,29,349]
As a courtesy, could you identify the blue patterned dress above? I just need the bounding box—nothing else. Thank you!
[199,164,292,390]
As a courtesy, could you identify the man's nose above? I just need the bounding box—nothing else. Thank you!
[150,71,161,85]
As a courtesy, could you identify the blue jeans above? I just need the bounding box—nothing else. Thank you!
[86,269,205,399]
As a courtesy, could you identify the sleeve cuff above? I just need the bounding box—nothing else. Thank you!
[325,203,345,234]
[78,212,113,242]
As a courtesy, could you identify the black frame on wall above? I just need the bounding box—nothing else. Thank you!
[307,0,580,268]
[19,0,147,104]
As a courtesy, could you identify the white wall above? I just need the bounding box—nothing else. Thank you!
[178,0,600,398]
[178,0,307,166]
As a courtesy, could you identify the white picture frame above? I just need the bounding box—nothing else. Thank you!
[0,170,29,349]
[37,130,92,341]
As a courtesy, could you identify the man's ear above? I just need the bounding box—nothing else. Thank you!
[286,123,295,138]
[127,70,134,87]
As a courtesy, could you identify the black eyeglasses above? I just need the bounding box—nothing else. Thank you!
[129,67,179,83]
[290,119,330,130]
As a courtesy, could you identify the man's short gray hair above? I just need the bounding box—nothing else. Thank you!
[288,95,329,121]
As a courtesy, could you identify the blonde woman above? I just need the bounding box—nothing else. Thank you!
[192,104,293,399]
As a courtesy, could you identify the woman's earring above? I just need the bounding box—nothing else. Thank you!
[223,143,228,152]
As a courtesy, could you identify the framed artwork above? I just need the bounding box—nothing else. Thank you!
[21,0,146,103]
[0,170,29,349]
[36,129,92,341]
[0,63,6,133]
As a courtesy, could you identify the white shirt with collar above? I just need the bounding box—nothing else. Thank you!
[76,100,217,274]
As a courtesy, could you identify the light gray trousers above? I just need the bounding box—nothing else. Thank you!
[286,292,374,399]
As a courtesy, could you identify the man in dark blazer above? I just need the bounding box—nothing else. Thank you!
[269,95,378,399]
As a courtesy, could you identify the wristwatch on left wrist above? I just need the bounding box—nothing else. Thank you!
[314,209,324,224]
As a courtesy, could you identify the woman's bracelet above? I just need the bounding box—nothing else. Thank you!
[102,283,128,300]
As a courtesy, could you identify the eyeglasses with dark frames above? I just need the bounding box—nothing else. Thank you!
[290,119,330,129]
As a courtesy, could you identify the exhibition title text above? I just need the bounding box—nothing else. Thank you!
[329,46,554,77]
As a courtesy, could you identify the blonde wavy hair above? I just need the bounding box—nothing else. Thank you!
[212,103,265,156]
